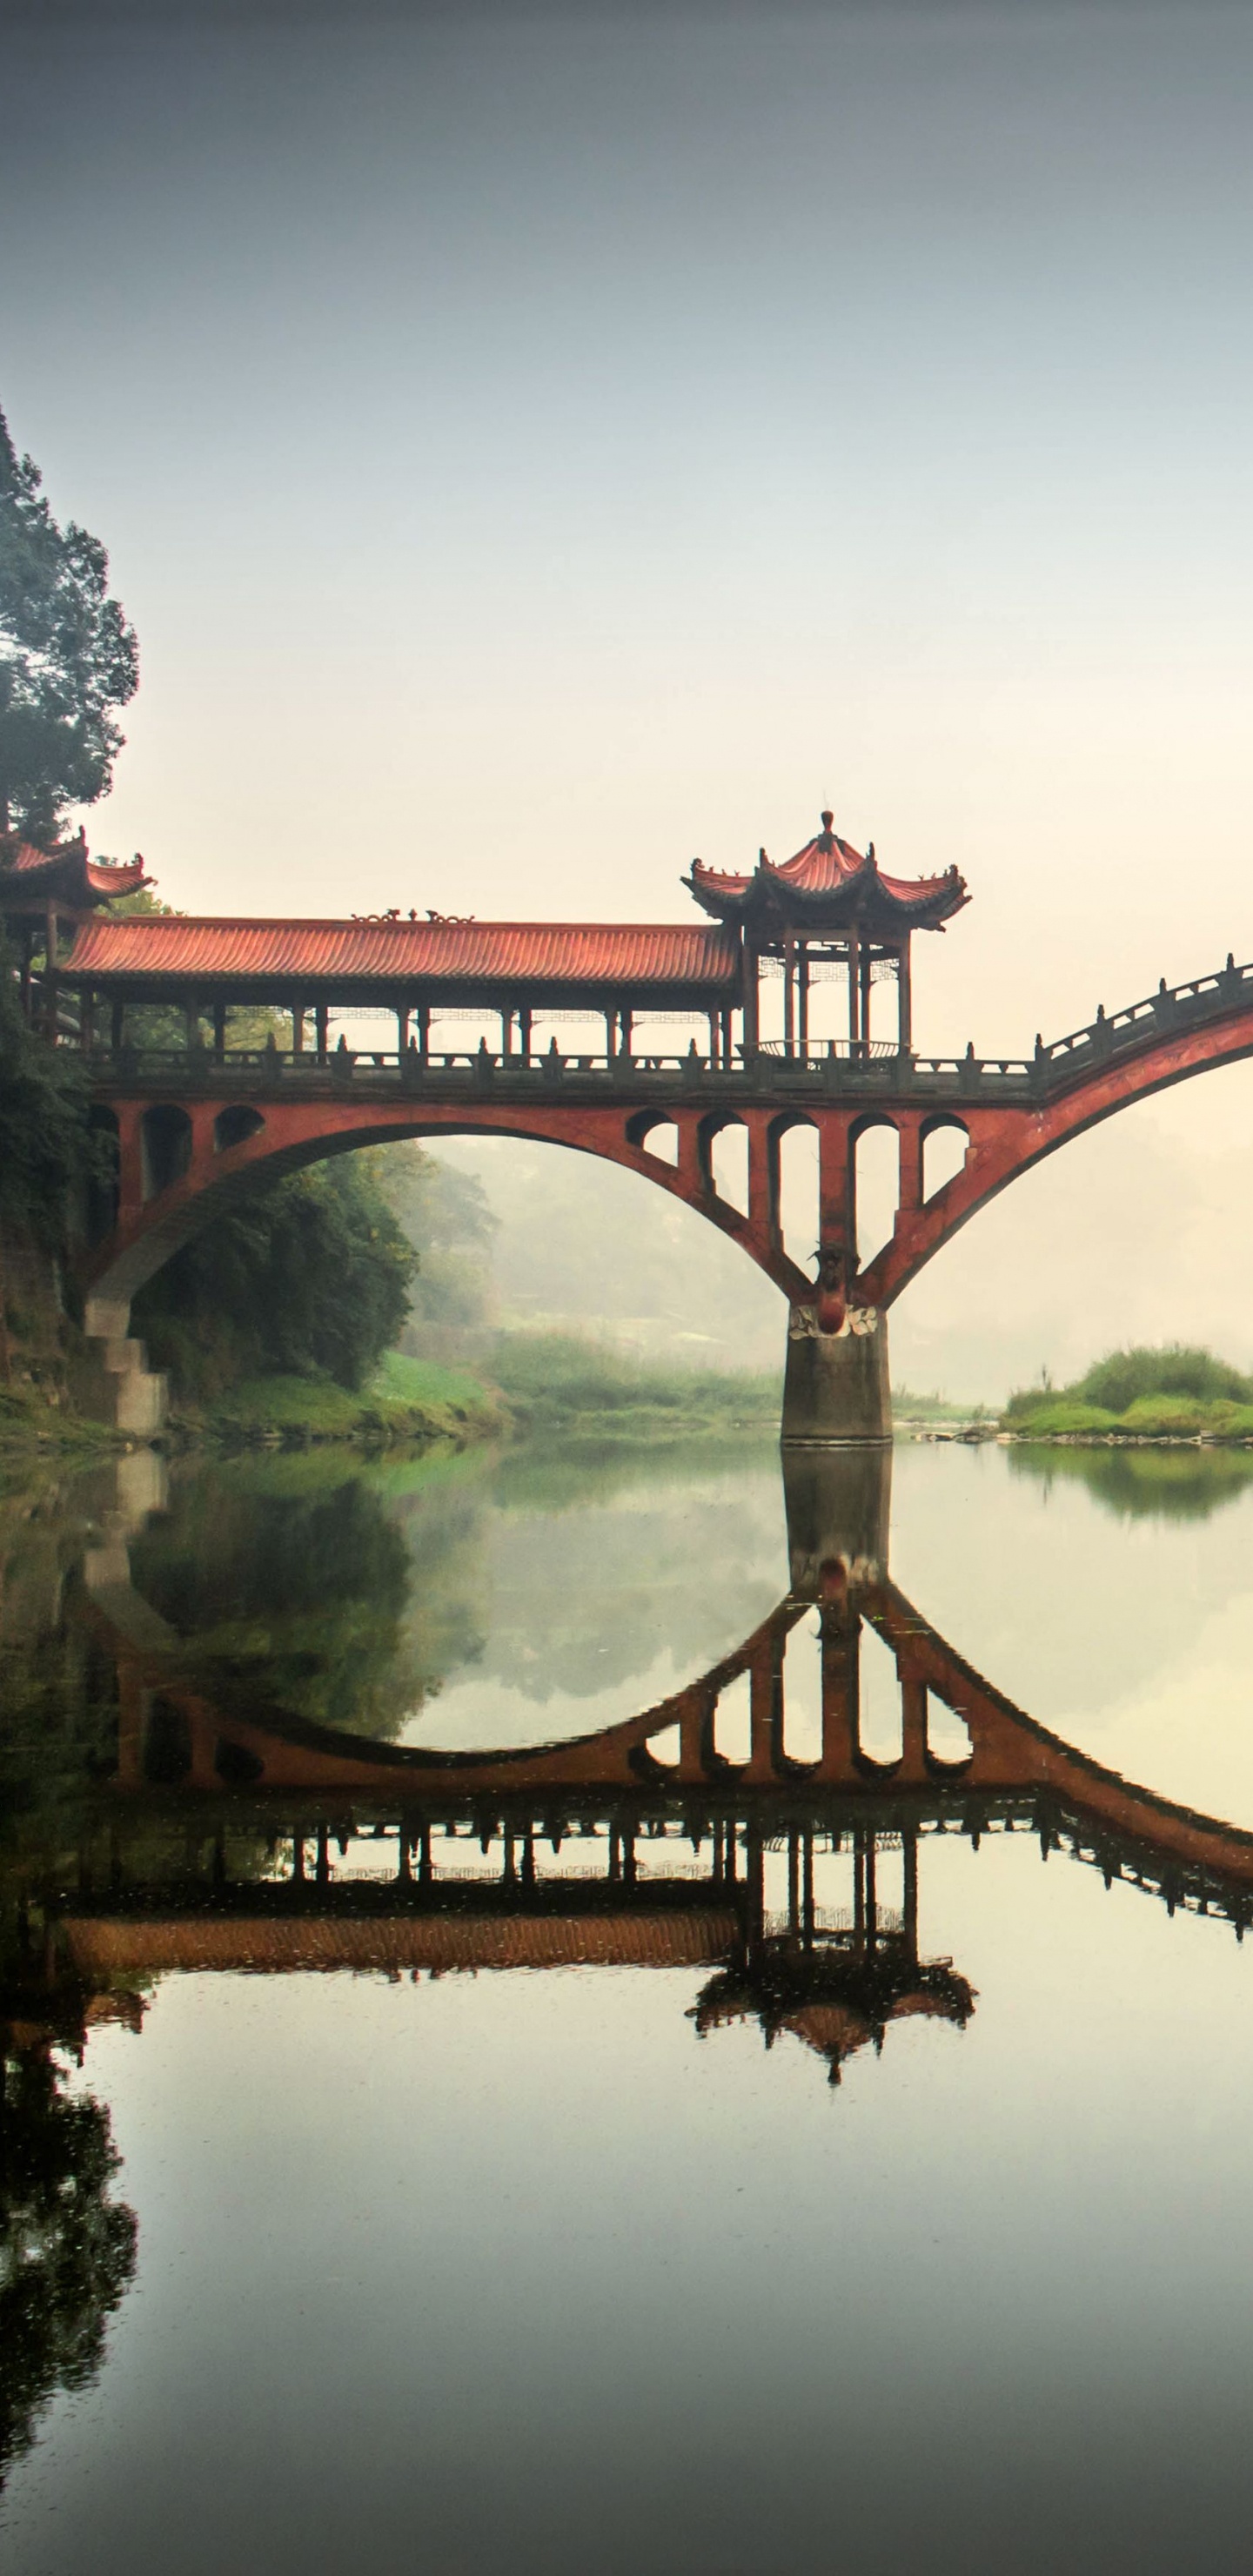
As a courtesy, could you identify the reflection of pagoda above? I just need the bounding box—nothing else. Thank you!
[689,1828,974,2085]
[685,811,968,1057]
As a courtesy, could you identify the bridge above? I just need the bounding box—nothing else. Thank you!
[8,810,1253,1436]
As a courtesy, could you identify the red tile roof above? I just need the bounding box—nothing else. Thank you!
[63,914,740,994]
[687,812,968,932]
[0,830,149,910]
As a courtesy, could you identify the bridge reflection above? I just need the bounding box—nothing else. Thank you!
[9,1448,1253,2092]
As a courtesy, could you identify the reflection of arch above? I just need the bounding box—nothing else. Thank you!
[81,1546,1253,1930]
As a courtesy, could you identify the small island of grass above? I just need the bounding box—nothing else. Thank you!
[1002,1345,1253,1441]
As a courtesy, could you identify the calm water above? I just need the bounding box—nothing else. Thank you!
[6,1431,1253,2573]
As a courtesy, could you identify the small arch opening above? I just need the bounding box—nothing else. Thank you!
[707,1120,748,1216]
[141,1104,192,1201]
[713,1669,752,1766]
[776,1120,819,1273]
[214,1736,265,1785]
[646,1721,680,1768]
[922,1119,968,1203]
[214,1105,265,1153]
[854,1122,901,1268]
[857,1623,903,1769]
[782,1607,823,1765]
[626,1112,679,1167]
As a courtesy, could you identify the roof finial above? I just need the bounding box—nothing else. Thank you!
[820,809,834,834]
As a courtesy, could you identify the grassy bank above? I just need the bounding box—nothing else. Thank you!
[167,1349,510,1451]
[1002,1345,1253,1441]
[0,1380,133,1471]
[485,1330,779,1443]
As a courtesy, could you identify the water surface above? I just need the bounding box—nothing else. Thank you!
[5,1432,1253,2573]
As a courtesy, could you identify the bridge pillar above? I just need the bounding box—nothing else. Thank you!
[781,1309,891,1446]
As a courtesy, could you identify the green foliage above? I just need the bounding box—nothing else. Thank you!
[134,1153,418,1397]
[0,406,137,840]
[1075,1344,1253,1412]
[108,890,291,1050]
[0,932,97,1245]
[1003,1345,1253,1437]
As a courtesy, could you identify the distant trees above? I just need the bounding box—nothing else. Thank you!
[0,406,138,842]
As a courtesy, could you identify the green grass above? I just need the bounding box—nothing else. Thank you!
[485,1329,779,1443]
[171,1352,508,1450]
[0,1380,131,1471]
[1003,1345,1253,1439]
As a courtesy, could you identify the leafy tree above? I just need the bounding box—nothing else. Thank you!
[0,406,138,842]
[133,1151,419,1396]
[0,930,98,1245]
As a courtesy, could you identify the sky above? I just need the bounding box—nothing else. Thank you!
[3,0,1252,1388]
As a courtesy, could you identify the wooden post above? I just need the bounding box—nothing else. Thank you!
[111,996,125,1051]
[860,945,872,1055]
[292,1006,305,1056]
[418,1002,431,1062]
[897,939,913,1053]
[396,1003,409,1053]
[184,993,200,1050]
[783,934,795,1057]
[605,1008,616,1063]
[500,1007,513,1059]
[848,922,861,1052]
[519,1006,533,1060]
[212,1001,227,1060]
[79,986,95,1052]
[798,942,810,1057]
[315,1003,329,1063]
[707,1009,719,1067]
[620,1006,633,1060]
[743,937,760,1057]
[721,1007,732,1065]
[44,903,58,1039]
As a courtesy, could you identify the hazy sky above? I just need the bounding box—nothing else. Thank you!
[3,0,1252,1381]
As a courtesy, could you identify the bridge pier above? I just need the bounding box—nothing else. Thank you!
[781,1307,891,1446]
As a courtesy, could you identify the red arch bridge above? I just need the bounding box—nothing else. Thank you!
[10,809,1253,1436]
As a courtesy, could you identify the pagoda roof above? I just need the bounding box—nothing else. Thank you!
[0,828,149,915]
[685,811,968,936]
[62,913,741,1002]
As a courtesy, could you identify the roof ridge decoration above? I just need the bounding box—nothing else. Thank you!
[684,808,968,936]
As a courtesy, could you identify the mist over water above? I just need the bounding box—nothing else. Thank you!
[6,1433,1253,2573]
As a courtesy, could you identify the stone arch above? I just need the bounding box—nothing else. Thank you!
[80,1097,814,1338]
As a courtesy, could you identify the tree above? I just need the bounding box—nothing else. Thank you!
[133,1152,419,1397]
[0,406,138,842]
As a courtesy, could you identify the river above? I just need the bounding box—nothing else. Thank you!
[4,1429,1253,2573]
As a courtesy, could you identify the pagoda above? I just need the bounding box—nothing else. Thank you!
[685,810,968,1057]
[0,826,148,1028]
